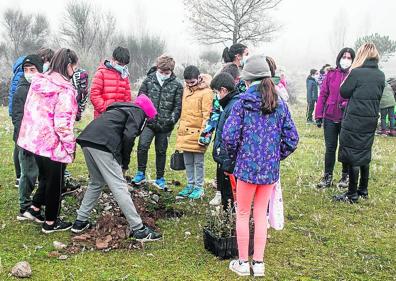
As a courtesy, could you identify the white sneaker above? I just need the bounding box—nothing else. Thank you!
[251,261,265,277]
[209,191,222,206]
[229,259,250,276]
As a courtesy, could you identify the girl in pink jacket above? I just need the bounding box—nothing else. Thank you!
[17,48,79,233]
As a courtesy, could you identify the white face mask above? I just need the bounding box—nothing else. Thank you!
[25,73,34,83]
[156,71,171,84]
[340,58,352,70]
[43,62,50,73]
[241,56,248,67]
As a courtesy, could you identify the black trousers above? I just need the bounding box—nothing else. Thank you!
[32,155,66,221]
[348,165,369,193]
[14,143,21,179]
[323,119,348,175]
[217,165,234,210]
[306,100,316,121]
[137,127,171,179]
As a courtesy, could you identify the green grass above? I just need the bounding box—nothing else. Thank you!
[0,106,395,281]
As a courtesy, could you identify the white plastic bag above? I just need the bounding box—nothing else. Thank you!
[268,179,284,230]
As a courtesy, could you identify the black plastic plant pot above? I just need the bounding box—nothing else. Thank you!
[203,228,253,259]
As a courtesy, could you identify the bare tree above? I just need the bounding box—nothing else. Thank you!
[93,12,117,60]
[184,0,282,45]
[329,9,348,56]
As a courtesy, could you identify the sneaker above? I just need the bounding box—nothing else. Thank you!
[188,187,204,200]
[153,177,167,190]
[177,185,194,198]
[337,173,349,188]
[251,260,265,277]
[388,129,396,137]
[71,220,91,233]
[16,209,29,221]
[229,259,250,276]
[132,171,146,185]
[316,173,333,188]
[61,177,81,196]
[15,178,20,188]
[42,219,72,234]
[23,207,45,223]
[209,191,222,206]
[376,129,388,136]
[129,225,162,242]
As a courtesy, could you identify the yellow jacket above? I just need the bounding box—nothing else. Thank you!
[175,74,213,153]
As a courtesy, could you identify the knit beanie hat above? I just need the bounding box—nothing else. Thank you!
[240,54,271,81]
[134,94,157,119]
[211,72,235,92]
[22,54,44,73]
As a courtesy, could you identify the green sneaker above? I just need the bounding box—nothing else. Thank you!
[188,187,204,200]
[177,185,194,197]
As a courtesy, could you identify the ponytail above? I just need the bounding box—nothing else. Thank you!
[222,47,232,63]
[222,43,247,63]
[258,78,278,114]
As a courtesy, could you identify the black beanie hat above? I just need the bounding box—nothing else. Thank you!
[23,54,44,73]
[210,72,235,92]
[336,47,355,69]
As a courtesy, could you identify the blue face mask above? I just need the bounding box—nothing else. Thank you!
[113,63,130,79]
[42,62,50,73]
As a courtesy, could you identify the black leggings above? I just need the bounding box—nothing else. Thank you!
[32,155,66,221]
[216,165,234,210]
[348,165,369,193]
[323,119,348,175]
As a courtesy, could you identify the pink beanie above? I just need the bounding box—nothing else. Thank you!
[134,94,157,119]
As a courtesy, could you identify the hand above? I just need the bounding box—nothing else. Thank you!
[224,171,231,176]
[316,118,323,128]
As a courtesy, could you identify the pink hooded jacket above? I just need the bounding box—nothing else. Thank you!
[17,72,78,163]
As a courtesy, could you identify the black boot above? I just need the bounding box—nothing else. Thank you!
[316,173,333,188]
[357,187,368,199]
[333,191,359,203]
[357,165,369,199]
[337,173,349,188]
[334,166,359,203]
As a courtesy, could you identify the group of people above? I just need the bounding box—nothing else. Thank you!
[306,44,388,203]
[7,39,385,277]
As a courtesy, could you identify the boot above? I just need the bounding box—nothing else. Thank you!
[333,191,359,203]
[357,187,368,199]
[337,173,349,188]
[316,173,333,188]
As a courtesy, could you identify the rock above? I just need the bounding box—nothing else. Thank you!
[48,251,61,258]
[72,234,91,241]
[152,194,160,203]
[11,261,32,278]
[96,235,112,250]
[53,241,67,250]
[58,255,68,260]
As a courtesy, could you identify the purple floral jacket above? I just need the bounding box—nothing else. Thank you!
[222,85,299,184]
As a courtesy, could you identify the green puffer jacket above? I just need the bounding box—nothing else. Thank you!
[380,83,396,109]
[138,67,183,133]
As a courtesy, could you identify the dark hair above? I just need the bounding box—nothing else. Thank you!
[222,43,247,63]
[320,64,331,74]
[37,47,54,63]
[336,47,355,69]
[258,78,278,114]
[310,69,317,75]
[184,65,200,80]
[266,56,277,77]
[211,72,235,92]
[49,48,78,78]
[112,46,130,65]
[221,63,240,80]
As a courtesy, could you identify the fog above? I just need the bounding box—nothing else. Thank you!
[3,0,396,74]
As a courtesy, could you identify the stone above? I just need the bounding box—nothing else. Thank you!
[53,241,67,250]
[11,261,32,278]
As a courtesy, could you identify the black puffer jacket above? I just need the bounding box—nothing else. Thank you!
[338,59,385,166]
[11,76,30,141]
[138,67,183,133]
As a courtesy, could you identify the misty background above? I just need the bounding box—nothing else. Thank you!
[0,0,395,103]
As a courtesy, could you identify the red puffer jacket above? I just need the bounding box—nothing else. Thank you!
[90,61,132,118]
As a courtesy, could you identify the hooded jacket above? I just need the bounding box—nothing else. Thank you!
[175,74,213,153]
[379,83,396,109]
[77,103,147,170]
[8,56,26,117]
[138,66,183,133]
[11,76,31,141]
[90,60,132,118]
[17,72,78,163]
[306,76,318,102]
[222,84,299,184]
[338,59,385,166]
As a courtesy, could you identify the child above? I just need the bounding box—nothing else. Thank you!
[11,55,43,220]
[90,46,132,118]
[223,54,299,277]
[37,47,54,73]
[132,55,183,190]
[17,48,79,233]
[72,95,162,242]
[210,72,240,208]
[176,66,213,200]
[378,82,395,136]
[306,69,319,124]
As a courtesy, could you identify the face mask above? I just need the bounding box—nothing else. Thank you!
[241,56,248,67]
[113,63,130,79]
[156,71,171,85]
[340,58,352,70]
[25,73,34,83]
[43,62,50,73]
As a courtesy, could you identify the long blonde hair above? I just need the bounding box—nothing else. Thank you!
[350,43,380,70]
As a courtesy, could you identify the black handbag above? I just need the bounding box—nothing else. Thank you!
[170,151,185,171]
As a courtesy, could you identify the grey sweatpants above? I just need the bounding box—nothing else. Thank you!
[183,151,205,188]
[77,147,143,231]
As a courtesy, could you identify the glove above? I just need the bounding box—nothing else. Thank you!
[316,118,323,128]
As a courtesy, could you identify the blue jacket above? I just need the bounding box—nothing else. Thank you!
[212,90,239,173]
[306,76,318,103]
[8,56,26,117]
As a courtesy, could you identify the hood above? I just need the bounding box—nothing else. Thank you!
[336,47,355,70]
[307,76,316,82]
[362,58,379,68]
[106,102,147,123]
[30,72,75,97]
[219,89,239,108]
[13,56,26,74]
[239,85,263,112]
[97,60,117,72]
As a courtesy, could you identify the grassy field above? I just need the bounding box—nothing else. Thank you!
[0,105,395,281]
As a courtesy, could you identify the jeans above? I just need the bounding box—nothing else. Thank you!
[137,127,171,179]
[323,119,349,175]
[183,152,205,188]
[380,106,395,130]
